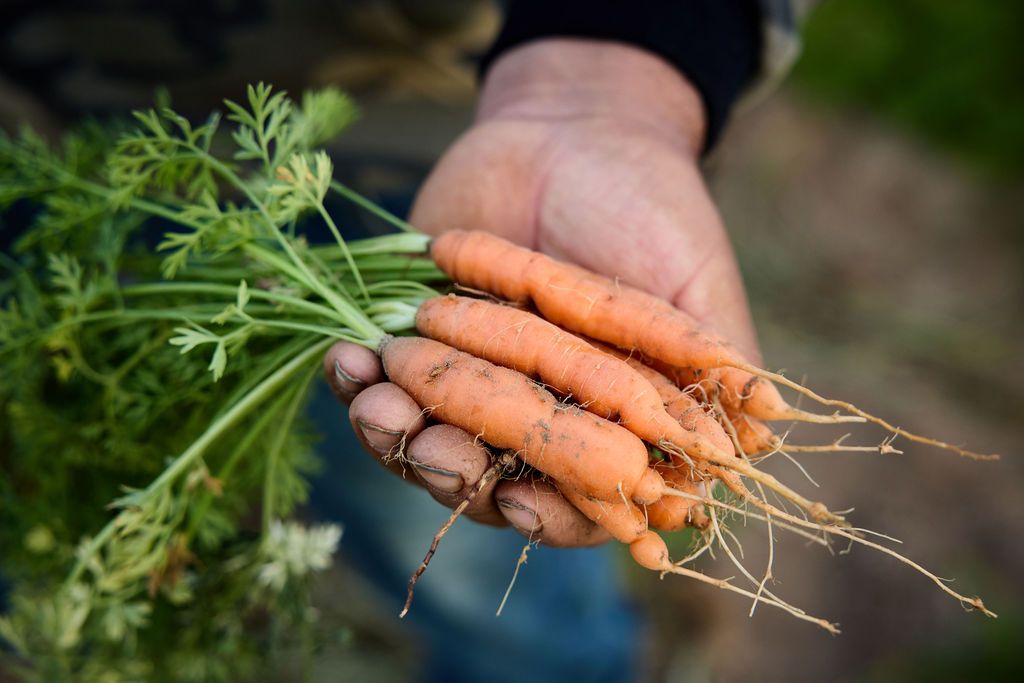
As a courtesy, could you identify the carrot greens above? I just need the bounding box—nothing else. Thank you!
[0,84,434,681]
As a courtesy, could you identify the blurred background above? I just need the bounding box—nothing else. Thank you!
[651,2,1024,680]
[1,0,1022,680]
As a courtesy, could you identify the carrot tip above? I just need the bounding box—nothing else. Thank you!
[971,597,998,618]
[633,469,665,506]
[810,502,851,528]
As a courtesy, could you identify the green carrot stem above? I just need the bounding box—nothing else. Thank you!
[311,199,369,303]
[201,154,383,343]
[122,282,350,324]
[329,180,417,234]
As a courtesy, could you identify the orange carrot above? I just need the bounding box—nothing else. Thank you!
[728,411,779,455]
[431,231,849,425]
[414,295,731,465]
[557,482,648,544]
[432,230,999,460]
[431,230,739,369]
[589,340,734,457]
[629,530,672,571]
[646,461,709,532]
[409,299,841,523]
[713,366,795,423]
[645,357,722,404]
[646,361,780,453]
[396,308,841,523]
[379,335,665,504]
[429,230,541,305]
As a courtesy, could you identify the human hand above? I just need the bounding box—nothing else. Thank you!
[327,39,760,545]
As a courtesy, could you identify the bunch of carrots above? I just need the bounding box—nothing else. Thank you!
[0,83,998,660]
[368,230,997,630]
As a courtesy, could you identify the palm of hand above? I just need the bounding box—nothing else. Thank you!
[410,115,758,356]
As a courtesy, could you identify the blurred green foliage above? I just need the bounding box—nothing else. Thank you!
[792,0,1024,178]
[860,609,1024,683]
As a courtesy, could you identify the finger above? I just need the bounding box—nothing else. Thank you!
[348,382,427,478]
[323,341,385,404]
[406,425,507,527]
[494,479,611,548]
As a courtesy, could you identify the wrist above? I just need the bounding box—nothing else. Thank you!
[477,39,707,158]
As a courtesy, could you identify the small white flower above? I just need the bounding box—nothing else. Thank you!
[258,521,342,592]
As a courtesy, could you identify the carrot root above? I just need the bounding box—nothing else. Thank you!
[659,487,828,547]
[736,362,1000,461]
[771,408,866,425]
[660,563,841,634]
[401,459,505,618]
[633,528,840,635]
[780,433,904,455]
[712,476,998,618]
[708,458,847,527]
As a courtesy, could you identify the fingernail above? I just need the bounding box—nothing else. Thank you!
[408,459,464,493]
[334,360,366,391]
[356,419,403,456]
[496,498,543,533]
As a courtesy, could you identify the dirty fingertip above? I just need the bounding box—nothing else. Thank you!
[324,342,384,401]
[496,479,610,548]
[348,383,427,469]
[407,425,506,526]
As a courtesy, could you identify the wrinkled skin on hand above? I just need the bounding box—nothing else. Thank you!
[327,39,761,546]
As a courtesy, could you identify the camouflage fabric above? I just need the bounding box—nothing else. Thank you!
[0,0,497,132]
[0,0,810,133]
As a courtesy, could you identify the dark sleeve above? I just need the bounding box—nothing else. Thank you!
[479,0,763,152]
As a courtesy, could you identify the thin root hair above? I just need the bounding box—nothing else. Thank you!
[735,362,1000,461]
